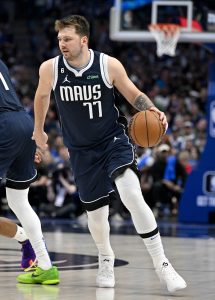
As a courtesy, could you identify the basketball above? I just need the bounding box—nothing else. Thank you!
[128,110,164,148]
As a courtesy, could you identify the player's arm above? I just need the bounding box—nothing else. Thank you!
[108,57,167,130]
[32,59,54,151]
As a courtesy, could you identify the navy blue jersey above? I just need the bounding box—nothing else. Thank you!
[53,50,125,149]
[0,59,24,112]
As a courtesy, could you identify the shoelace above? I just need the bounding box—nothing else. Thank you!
[24,259,38,272]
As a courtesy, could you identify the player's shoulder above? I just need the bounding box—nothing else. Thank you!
[93,50,124,73]
[106,55,124,72]
[39,58,56,77]
[108,55,121,64]
[40,58,55,69]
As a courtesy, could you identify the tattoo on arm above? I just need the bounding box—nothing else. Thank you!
[133,94,154,111]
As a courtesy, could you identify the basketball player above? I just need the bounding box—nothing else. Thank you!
[0,217,36,269]
[32,15,186,292]
[0,59,59,284]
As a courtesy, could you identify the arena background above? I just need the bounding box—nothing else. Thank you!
[1,1,215,300]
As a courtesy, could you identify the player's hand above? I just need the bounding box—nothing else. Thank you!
[149,106,168,133]
[34,148,43,163]
[32,131,48,152]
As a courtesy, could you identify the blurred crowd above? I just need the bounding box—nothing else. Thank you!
[0,0,212,220]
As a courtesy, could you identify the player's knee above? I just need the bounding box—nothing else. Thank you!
[87,206,109,226]
[120,188,146,211]
[119,188,142,203]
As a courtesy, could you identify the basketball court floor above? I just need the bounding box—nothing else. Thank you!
[1,216,215,300]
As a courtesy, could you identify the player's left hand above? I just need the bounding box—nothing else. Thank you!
[32,130,48,151]
[149,106,168,133]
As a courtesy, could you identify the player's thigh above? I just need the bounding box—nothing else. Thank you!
[5,112,37,188]
[6,137,37,187]
[75,166,113,211]
[0,155,13,180]
[0,114,18,179]
[69,148,113,211]
[105,133,137,179]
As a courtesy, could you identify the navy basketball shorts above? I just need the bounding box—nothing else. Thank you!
[69,133,138,211]
[0,111,37,189]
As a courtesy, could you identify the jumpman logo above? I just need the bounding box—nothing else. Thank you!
[62,75,71,83]
[113,137,121,142]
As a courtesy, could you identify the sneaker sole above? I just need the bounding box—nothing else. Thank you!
[156,269,187,293]
[17,278,60,285]
[167,282,187,293]
[96,280,115,288]
[42,279,60,285]
[159,278,187,293]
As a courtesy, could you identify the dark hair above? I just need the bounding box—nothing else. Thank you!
[55,15,90,38]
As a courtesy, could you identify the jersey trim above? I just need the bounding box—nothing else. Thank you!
[63,49,94,77]
[6,170,37,183]
[53,56,59,90]
[80,189,115,208]
[5,170,38,189]
[80,189,114,204]
[100,53,112,89]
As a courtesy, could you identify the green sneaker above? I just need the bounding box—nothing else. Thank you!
[16,266,60,285]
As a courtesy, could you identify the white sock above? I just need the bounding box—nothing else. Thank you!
[143,232,168,268]
[6,187,52,270]
[13,225,28,242]
[87,206,114,257]
[115,168,168,268]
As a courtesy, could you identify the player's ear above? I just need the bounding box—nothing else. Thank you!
[81,36,88,45]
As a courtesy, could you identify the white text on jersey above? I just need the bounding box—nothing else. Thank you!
[60,84,101,102]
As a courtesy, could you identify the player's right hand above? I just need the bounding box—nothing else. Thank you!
[34,148,43,163]
[32,131,48,152]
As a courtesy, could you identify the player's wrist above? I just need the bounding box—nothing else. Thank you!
[33,128,45,134]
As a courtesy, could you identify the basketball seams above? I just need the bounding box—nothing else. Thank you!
[150,111,163,146]
[130,113,139,145]
[145,111,150,147]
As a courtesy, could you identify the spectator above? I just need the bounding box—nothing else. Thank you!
[149,144,187,217]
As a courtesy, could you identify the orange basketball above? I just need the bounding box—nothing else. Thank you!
[128,110,164,147]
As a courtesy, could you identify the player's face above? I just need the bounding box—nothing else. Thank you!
[57,26,87,61]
